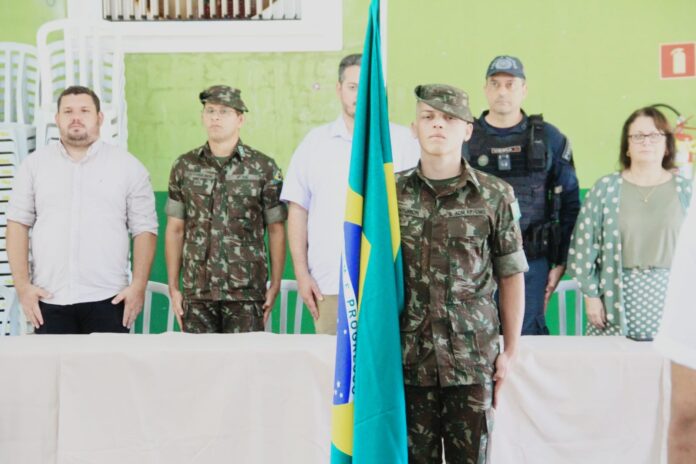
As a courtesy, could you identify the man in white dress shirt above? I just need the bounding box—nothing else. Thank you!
[281,54,420,334]
[6,86,158,334]
[655,187,696,463]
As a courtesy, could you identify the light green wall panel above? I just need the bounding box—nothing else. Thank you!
[387,0,696,188]
[126,0,372,190]
[0,0,66,44]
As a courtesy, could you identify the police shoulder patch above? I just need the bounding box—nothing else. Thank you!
[561,140,573,162]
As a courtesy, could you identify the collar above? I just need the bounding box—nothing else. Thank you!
[58,138,103,163]
[328,115,352,141]
[198,140,246,161]
[477,109,530,135]
[403,159,481,195]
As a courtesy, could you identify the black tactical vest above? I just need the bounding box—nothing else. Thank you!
[464,115,548,233]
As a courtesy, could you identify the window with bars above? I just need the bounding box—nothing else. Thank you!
[68,0,340,53]
[102,0,302,21]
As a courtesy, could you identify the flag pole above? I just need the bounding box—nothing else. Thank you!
[380,0,388,84]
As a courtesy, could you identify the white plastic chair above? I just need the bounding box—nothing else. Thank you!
[0,284,14,336]
[0,284,29,336]
[0,43,38,165]
[265,279,305,334]
[136,280,305,334]
[553,279,584,336]
[132,281,174,334]
[35,20,127,149]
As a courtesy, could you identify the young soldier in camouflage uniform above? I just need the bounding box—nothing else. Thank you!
[165,85,287,333]
[397,84,528,463]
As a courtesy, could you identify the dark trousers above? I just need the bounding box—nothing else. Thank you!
[36,297,128,334]
[496,257,550,336]
[521,257,550,335]
[405,384,492,464]
[182,299,265,333]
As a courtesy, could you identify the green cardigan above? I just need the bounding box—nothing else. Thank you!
[567,172,692,335]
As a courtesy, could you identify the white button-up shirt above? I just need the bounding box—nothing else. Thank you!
[280,116,420,294]
[7,139,158,305]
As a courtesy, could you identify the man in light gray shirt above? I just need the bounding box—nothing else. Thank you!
[6,86,158,334]
[281,54,420,334]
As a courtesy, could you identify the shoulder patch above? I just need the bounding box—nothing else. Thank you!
[561,140,573,162]
[510,199,522,221]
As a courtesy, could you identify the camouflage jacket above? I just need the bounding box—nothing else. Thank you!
[396,161,528,387]
[166,141,287,301]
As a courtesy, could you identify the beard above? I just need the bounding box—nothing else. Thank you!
[63,127,96,147]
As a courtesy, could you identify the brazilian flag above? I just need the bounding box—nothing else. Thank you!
[330,0,408,462]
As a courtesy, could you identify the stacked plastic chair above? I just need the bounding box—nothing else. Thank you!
[35,20,127,149]
[0,43,38,332]
[0,285,29,336]
[0,43,38,163]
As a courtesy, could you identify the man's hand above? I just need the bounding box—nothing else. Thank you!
[112,282,146,329]
[296,273,322,321]
[263,282,281,325]
[543,265,566,312]
[16,283,51,329]
[585,296,606,329]
[169,287,185,330]
[493,350,515,409]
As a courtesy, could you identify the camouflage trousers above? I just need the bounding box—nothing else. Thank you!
[182,299,265,334]
[405,383,493,464]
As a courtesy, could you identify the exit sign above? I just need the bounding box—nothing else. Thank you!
[660,43,696,79]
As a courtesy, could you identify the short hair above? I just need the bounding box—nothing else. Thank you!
[57,86,101,113]
[619,106,675,170]
[338,54,361,83]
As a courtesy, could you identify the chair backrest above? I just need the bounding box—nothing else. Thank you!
[132,281,174,334]
[265,279,305,334]
[0,43,39,125]
[35,20,128,148]
[0,284,28,336]
[553,279,584,336]
[36,20,125,111]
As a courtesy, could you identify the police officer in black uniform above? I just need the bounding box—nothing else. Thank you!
[463,55,580,335]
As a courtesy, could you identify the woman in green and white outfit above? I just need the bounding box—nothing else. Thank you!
[568,107,691,337]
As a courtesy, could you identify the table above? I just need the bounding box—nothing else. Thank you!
[0,333,336,464]
[490,336,670,464]
[0,334,670,464]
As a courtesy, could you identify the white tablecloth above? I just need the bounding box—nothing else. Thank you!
[490,336,669,464]
[0,334,670,464]
[0,333,336,464]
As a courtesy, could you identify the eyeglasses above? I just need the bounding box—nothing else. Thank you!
[202,107,237,117]
[628,132,666,144]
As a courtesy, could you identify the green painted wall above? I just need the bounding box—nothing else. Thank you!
[388,0,696,188]
[127,0,372,191]
[0,0,66,44]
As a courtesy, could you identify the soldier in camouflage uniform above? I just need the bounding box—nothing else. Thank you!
[165,85,287,333]
[397,84,528,463]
